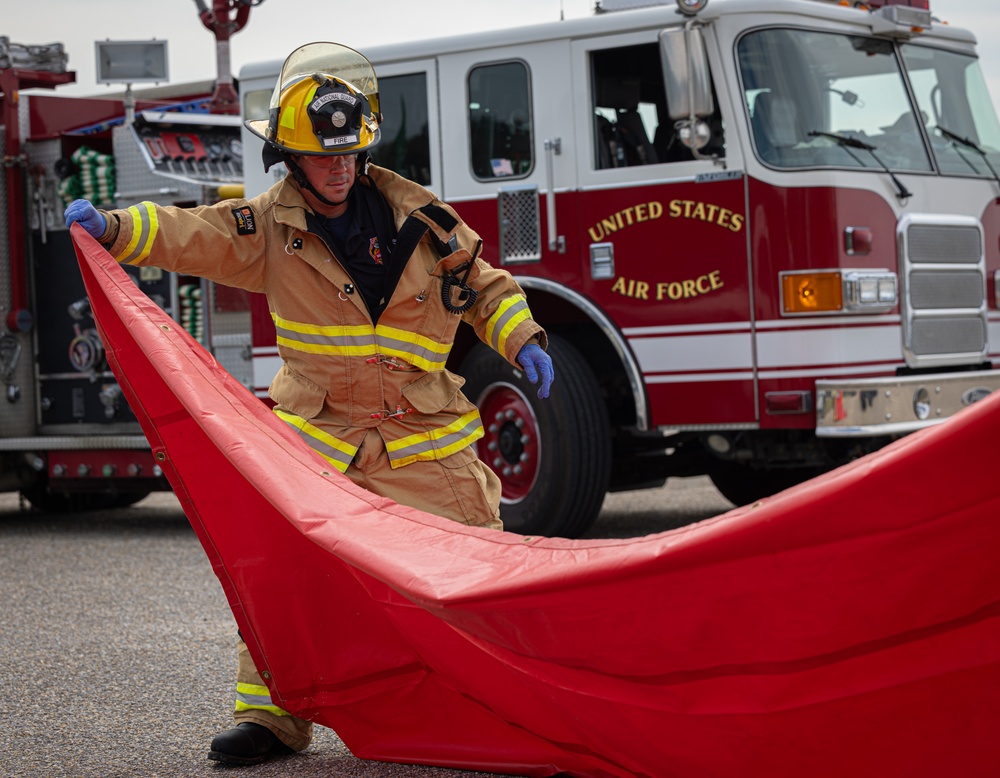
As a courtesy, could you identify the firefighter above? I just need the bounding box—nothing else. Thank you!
[65,41,553,766]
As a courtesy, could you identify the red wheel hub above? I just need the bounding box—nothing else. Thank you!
[476,382,540,502]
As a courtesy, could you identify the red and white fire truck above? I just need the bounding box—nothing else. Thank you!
[239,0,1000,536]
[0,16,253,510]
[4,0,999,537]
[0,72,256,509]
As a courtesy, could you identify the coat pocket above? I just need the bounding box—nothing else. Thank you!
[268,365,327,420]
[400,370,468,414]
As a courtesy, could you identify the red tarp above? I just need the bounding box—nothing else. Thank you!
[72,226,1000,777]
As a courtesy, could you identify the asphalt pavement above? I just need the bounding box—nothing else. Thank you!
[0,478,732,778]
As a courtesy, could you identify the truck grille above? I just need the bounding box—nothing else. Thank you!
[899,216,987,367]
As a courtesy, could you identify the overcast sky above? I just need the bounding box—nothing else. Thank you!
[5,0,999,105]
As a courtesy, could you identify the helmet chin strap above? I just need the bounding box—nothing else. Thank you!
[281,150,371,209]
[282,153,350,208]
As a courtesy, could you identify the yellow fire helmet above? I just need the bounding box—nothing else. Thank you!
[245,41,382,159]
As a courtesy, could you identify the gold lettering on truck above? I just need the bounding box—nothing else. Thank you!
[587,199,744,241]
[588,202,663,241]
[611,271,724,301]
[667,199,744,232]
[611,277,651,299]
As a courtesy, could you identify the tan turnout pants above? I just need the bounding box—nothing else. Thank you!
[231,428,502,749]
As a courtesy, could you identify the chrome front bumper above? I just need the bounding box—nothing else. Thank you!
[815,369,1000,437]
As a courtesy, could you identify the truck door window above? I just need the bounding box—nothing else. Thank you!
[738,28,932,172]
[468,61,533,180]
[369,72,432,186]
[242,88,270,125]
[590,43,723,169]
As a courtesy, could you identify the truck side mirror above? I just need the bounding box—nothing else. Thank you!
[659,25,715,152]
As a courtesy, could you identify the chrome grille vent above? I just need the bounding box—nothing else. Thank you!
[497,186,541,265]
[907,224,982,264]
[908,271,984,309]
[899,216,986,367]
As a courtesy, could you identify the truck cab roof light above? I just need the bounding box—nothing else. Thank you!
[863,1,933,35]
[676,0,709,15]
[877,5,932,29]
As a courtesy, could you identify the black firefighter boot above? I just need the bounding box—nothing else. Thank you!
[207,722,294,765]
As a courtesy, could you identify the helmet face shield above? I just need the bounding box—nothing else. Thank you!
[272,42,381,119]
[246,42,381,158]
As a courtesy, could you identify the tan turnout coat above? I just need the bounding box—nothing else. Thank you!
[98,166,545,473]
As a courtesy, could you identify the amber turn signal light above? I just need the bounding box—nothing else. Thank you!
[781,271,843,314]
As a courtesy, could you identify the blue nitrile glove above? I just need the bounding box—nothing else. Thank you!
[64,199,106,239]
[516,343,554,399]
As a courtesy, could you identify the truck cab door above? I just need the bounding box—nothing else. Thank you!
[436,39,578,269]
[569,26,756,429]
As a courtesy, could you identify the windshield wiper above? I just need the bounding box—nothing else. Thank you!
[808,130,912,200]
[936,125,1000,187]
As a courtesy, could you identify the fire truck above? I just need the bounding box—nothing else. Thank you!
[0,5,254,511]
[0,75,253,511]
[235,0,1000,537]
[4,0,998,538]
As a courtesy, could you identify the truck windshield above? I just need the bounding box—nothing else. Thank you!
[739,28,938,173]
[901,43,1000,180]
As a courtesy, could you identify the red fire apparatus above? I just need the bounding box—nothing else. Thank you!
[4,0,999,538]
[235,0,1000,536]
[0,3,256,511]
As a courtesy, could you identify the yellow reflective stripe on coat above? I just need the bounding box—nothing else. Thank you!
[375,323,451,372]
[384,409,484,468]
[234,681,290,717]
[272,314,378,357]
[274,409,358,472]
[272,314,452,370]
[485,295,532,357]
[118,202,159,265]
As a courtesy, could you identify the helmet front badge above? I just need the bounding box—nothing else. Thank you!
[308,85,365,151]
[245,43,383,158]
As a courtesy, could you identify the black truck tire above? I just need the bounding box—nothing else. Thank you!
[460,334,611,537]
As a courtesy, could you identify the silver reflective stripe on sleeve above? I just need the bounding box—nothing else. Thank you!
[486,294,531,357]
[118,202,159,265]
